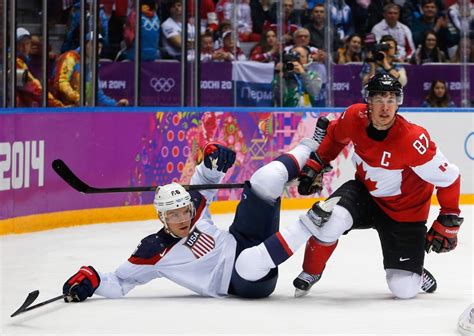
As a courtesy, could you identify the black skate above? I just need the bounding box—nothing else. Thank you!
[293,271,323,298]
[421,268,437,293]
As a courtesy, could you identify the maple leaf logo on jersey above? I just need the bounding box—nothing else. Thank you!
[184,228,215,259]
[355,161,378,192]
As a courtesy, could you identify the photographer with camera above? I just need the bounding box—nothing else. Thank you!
[361,35,407,87]
[272,46,322,107]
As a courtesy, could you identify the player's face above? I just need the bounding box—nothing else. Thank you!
[369,92,398,130]
[165,205,193,237]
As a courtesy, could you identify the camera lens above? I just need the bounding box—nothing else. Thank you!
[285,62,294,71]
[375,52,385,61]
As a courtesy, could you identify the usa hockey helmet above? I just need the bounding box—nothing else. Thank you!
[364,73,403,105]
[153,182,195,233]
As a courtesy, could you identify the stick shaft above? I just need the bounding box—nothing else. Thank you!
[52,159,247,193]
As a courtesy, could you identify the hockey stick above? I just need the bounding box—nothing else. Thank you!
[52,159,247,194]
[11,290,65,317]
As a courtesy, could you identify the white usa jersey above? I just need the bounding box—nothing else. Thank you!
[94,163,237,298]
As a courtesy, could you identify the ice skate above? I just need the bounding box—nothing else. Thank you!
[421,268,437,293]
[299,197,341,235]
[293,271,323,298]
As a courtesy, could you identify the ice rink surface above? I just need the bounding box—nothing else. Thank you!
[1,206,472,335]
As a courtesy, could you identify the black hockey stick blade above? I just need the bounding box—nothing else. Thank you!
[52,159,247,194]
[11,291,65,317]
[11,290,39,317]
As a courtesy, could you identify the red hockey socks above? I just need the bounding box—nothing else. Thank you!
[302,236,338,275]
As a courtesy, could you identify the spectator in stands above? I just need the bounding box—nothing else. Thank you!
[187,0,218,33]
[334,33,363,64]
[329,0,354,40]
[446,0,474,58]
[272,46,322,107]
[28,35,57,80]
[363,0,392,36]
[410,0,451,54]
[410,30,447,64]
[161,0,196,60]
[401,0,445,28]
[344,0,370,37]
[421,80,456,107]
[371,3,416,61]
[213,21,233,50]
[50,33,129,107]
[360,34,408,87]
[285,28,324,63]
[450,35,474,63]
[250,0,272,35]
[250,29,282,62]
[213,31,247,61]
[216,0,258,42]
[305,4,341,58]
[15,28,64,107]
[200,32,228,62]
[265,0,300,45]
[123,0,161,61]
[61,1,109,54]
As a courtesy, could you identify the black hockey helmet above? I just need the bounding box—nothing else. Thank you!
[363,73,403,104]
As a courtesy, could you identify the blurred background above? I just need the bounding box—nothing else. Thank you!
[1,0,473,108]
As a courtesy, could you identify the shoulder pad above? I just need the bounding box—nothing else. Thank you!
[128,229,180,265]
[189,191,207,224]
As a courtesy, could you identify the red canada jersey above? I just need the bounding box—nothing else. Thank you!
[317,103,461,222]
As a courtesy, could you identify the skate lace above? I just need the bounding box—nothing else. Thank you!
[421,271,435,291]
[298,271,320,284]
[313,127,326,144]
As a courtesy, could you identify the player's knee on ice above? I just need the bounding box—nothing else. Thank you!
[386,269,422,299]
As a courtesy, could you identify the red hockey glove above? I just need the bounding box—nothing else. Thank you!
[298,152,332,196]
[203,143,236,173]
[63,266,101,302]
[425,215,463,253]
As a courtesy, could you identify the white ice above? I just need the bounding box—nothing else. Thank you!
[1,206,472,335]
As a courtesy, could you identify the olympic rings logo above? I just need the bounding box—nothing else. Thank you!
[464,132,474,160]
[150,77,175,92]
[143,17,160,31]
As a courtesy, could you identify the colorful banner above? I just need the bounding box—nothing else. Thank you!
[100,62,473,107]
[1,109,349,221]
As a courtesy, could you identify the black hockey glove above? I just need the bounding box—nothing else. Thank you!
[298,152,332,196]
[203,142,236,173]
[63,266,101,302]
[425,214,463,253]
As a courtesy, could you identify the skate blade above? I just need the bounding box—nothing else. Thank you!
[319,196,341,213]
[294,288,310,298]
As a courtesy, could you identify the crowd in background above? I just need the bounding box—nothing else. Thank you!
[12,0,474,107]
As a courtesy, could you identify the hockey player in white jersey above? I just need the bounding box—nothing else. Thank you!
[62,119,336,301]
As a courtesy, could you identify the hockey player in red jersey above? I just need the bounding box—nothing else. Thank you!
[293,72,463,298]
